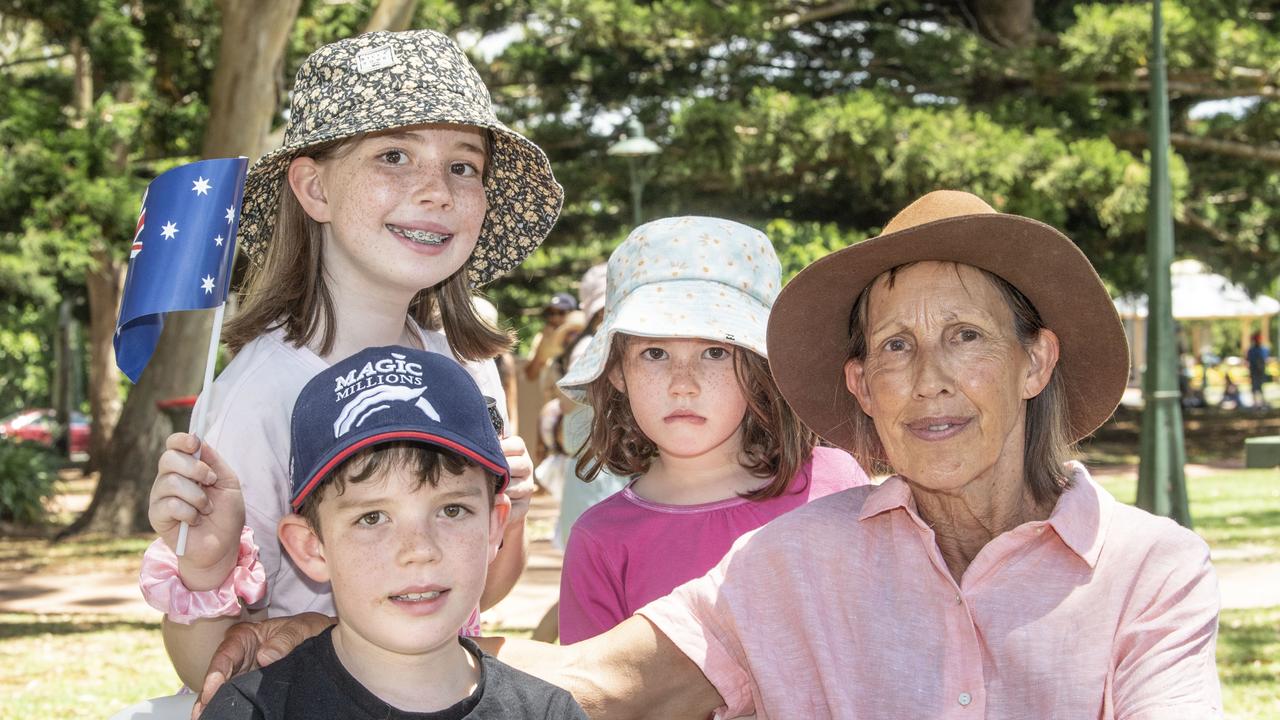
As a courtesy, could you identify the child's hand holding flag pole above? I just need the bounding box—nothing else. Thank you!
[115,157,248,556]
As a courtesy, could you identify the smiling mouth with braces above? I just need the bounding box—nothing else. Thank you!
[388,224,450,245]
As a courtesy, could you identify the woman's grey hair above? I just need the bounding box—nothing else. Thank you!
[845,262,1074,505]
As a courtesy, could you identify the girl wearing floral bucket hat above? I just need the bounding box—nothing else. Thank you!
[553,216,870,644]
[143,29,562,689]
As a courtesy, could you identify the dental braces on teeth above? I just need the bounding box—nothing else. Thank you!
[390,225,450,245]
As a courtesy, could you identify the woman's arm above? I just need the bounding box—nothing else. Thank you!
[194,614,720,720]
[482,615,723,720]
[1112,532,1222,718]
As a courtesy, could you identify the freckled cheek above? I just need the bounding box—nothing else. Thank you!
[330,546,392,590]
[452,183,488,229]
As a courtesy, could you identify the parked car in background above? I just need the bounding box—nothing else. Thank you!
[0,408,90,458]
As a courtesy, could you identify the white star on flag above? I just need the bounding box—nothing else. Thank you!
[225,206,235,224]
[160,221,179,239]
[192,177,212,196]
[200,275,216,294]
[214,234,224,247]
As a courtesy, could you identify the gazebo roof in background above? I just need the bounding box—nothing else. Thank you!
[1114,259,1280,320]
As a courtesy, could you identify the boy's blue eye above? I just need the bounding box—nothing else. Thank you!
[641,348,667,360]
[381,150,407,165]
[704,346,730,360]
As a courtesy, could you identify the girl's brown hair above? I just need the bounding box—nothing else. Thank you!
[575,336,818,501]
[224,136,510,361]
[845,262,1074,505]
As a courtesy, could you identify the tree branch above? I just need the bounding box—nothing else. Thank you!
[0,51,71,70]
[769,1,865,30]
[1095,77,1278,100]
[1111,130,1280,165]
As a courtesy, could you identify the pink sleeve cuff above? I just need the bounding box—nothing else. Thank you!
[139,526,268,624]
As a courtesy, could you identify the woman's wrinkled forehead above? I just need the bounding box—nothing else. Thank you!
[866,261,1004,312]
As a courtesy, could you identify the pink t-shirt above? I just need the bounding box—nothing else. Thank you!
[639,462,1222,719]
[559,446,869,644]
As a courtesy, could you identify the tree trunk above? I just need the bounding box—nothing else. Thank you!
[966,0,1037,48]
[364,0,417,33]
[84,248,124,473]
[203,0,303,160]
[62,0,301,537]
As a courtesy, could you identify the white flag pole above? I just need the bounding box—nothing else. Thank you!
[175,301,227,557]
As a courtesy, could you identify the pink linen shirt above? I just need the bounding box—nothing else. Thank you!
[560,447,868,644]
[639,463,1221,719]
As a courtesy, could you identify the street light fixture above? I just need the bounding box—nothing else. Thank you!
[607,116,662,226]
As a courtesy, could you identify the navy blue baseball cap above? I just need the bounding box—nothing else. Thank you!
[545,292,577,312]
[289,346,510,510]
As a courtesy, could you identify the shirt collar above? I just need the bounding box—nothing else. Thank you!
[857,462,1114,568]
[1045,461,1114,568]
[857,476,916,521]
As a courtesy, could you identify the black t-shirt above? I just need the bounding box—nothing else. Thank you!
[201,628,586,719]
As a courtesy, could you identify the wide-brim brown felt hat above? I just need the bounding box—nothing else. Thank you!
[237,30,563,286]
[767,190,1129,451]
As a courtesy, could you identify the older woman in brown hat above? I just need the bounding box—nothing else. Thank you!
[196,191,1221,719]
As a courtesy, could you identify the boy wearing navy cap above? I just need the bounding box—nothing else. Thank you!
[201,347,585,719]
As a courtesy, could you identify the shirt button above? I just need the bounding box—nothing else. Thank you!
[955,594,962,605]
[1036,526,1045,534]
[958,692,973,706]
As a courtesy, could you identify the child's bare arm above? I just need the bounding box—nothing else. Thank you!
[481,434,535,609]
[162,609,260,690]
[148,432,256,687]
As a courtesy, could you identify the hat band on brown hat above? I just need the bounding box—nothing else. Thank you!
[766,190,1129,452]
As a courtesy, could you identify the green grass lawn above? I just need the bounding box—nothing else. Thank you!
[1,468,1276,718]
[1096,467,1280,563]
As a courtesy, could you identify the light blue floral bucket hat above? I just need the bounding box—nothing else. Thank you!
[557,216,781,403]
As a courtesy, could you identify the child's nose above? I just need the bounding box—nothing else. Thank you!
[398,523,443,564]
[669,360,700,395]
[412,166,454,209]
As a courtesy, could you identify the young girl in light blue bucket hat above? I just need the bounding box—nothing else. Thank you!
[553,216,871,643]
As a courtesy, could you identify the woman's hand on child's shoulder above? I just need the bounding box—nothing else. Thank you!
[193,612,336,719]
[149,433,247,588]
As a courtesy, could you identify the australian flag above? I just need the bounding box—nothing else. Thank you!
[114,157,248,383]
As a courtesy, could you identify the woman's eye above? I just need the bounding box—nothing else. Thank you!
[641,348,667,361]
[450,161,480,177]
[884,338,908,352]
[957,329,981,342]
[704,346,730,360]
[356,511,386,527]
[441,504,471,519]
[381,149,407,165]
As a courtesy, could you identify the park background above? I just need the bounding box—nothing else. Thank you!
[0,0,1278,717]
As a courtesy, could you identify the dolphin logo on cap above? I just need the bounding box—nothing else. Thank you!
[333,385,441,438]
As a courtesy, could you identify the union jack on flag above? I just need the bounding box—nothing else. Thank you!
[131,189,147,259]
[114,157,248,383]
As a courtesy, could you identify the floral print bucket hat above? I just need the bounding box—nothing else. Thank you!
[237,30,563,286]
[557,216,782,403]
